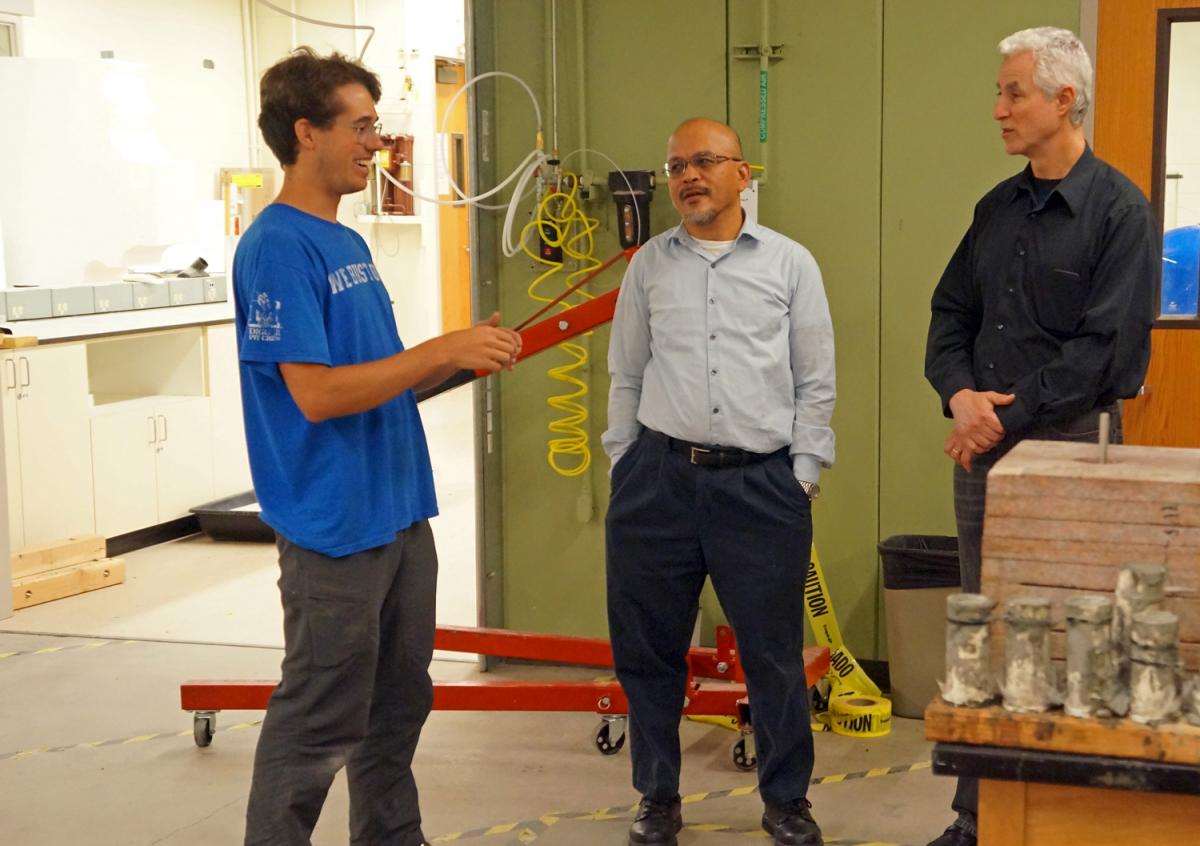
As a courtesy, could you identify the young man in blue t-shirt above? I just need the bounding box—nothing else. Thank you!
[235,48,520,846]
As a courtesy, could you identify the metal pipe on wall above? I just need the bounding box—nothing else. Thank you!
[240,0,260,168]
[574,0,595,523]
[758,0,770,186]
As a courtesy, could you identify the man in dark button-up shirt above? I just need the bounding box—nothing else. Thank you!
[923,27,1156,846]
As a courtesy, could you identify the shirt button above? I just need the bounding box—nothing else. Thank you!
[997,323,1005,330]
[1017,249,1026,256]
[1008,287,1015,294]
[711,369,718,375]
[709,333,716,340]
[708,298,715,304]
[712,407,720,414]
[987,362,996,370]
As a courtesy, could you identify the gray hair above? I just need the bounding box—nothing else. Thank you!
[999,27,1093,126]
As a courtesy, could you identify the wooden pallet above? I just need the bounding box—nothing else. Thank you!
[10,534,124,609]
[981,440,1200,672]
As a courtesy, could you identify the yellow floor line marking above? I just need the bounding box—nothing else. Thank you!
[0,639,140,661]
[124,734,159,744]
[866,766,893,778]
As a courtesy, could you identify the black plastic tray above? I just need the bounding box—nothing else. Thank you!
[190,491,275,543]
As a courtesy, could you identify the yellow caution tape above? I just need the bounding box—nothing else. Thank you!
[687,544,890,737]
[828,695,892,738]
[804,545,881,701]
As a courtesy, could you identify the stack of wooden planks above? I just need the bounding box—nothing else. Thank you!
[10,534,125,610]
[982,439,1200,674]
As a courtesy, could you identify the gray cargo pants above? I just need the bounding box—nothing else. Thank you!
[244,521,437,846]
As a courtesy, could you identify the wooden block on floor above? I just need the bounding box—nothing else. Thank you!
[981,440,1200,673]
[11,534,108,580]
[12,558,125,610]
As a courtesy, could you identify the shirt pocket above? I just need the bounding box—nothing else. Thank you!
[1031,267,1091,335]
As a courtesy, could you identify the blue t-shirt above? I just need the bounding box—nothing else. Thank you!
[232,203,437,557]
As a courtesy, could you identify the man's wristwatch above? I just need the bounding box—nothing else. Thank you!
[798,480,820,500]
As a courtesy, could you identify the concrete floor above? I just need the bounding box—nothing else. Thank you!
[0,551,954,846]
[0,392,955,845]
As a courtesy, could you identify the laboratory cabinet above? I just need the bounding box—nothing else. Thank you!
[1,344,96,549]
[1,320,251,552]
[91,396,213,537]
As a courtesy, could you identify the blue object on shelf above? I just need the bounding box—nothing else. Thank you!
[1162,224,1200,316]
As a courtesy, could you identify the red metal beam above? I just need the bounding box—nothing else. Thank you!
[181,646,830,715]
[433,625,614,667]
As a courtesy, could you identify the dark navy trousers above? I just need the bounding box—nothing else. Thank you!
[605,429,815,806]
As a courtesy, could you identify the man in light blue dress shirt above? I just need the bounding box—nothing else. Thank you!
[603,118,835,846]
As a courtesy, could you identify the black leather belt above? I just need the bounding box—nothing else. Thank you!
[649,430,785,468]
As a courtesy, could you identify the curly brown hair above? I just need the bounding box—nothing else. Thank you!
[258,47,382,167]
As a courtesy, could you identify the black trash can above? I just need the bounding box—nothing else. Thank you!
[879,535,960,718]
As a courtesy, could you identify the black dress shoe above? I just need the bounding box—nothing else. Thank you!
[927,824,976,846]
[628,796,683,845]
[762,797,823,845]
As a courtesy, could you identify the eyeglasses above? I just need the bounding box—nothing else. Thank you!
[344,120,384,141]
[663,154,744,178]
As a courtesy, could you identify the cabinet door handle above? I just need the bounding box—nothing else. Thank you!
[157,414,168,443]
[4,359,15,390]
[147,416,157,444]
[18,357,30,388]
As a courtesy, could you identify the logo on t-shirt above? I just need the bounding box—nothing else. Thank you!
[247,291,282,342]
[327,261,383,295]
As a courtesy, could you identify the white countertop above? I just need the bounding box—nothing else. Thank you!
[2,301,235,342]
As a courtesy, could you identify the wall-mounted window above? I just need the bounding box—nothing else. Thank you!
[1153,10,1200,323]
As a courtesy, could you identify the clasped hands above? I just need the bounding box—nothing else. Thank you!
[944,388,1015,471]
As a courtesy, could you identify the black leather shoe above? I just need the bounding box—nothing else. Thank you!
[762,798,823,845]
[927,824,976,846]
[628,796,683,845]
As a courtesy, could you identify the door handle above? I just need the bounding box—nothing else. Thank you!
[18,357,30,388]
[157,414,168,444]
[147,416,157,445]
[4,359,15,390]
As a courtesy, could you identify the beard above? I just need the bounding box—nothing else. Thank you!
[683,207,718,227]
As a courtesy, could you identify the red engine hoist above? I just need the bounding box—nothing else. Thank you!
[180,246,832,770]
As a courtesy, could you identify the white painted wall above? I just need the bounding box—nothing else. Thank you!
[0,0,250,285]
[1165,20,1200,231]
